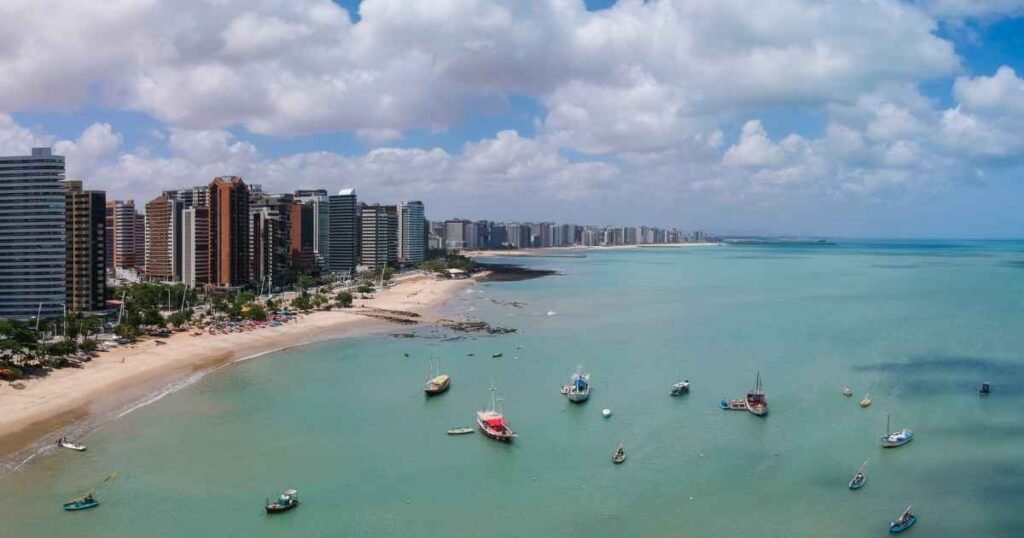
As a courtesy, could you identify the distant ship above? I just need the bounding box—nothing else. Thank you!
[476,386,517,442]
[565,367,591,403]
[423,358,450,396]
[745,372,768,416]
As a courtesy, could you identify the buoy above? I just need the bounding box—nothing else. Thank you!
[602,409,612,418]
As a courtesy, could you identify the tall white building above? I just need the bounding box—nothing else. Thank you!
[0,148,66,319]
[397,201,425,266]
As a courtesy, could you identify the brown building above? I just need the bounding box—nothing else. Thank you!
[290,201,316,273]
[208,176,250,287]
[106,200,139,269]
[65,180,106,313]
[144,196,183,282]
[133,210,146,271]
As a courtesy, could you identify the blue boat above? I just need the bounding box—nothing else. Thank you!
[63,494,99,511]
[848,460,867,490]
[889,506,916,533]
[565,367,590,403]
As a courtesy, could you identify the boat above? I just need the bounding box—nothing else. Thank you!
[491,352,503,358]
[62,493,99,511]
[423,358,451,396]
[566,366,591,403]
[719,398,746,410]
[265,488,299,513]
[881,414,913,448]
[447,427,474,435]
[476,386,516,442]
[57,437,86,452]
[842,385,853,397]
[860,393,872,407]
[602,408,612,418]
[670,380,690,396]
[848,460,867,490]
[888,506,916,533]
[612,442,626,464]
[745,372,768,416]
[979,382,991,395]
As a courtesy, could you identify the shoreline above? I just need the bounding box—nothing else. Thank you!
[0,275,477,465]
[466,242,722,257]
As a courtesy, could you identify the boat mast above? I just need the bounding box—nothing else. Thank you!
[886,414,891,434]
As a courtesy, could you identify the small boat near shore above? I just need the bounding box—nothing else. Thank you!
[476,386,516,442]
[849,460,867,490]
[423,358,450,396]
[881,414,913,448]
[670,380,690,396]
[860,393,872,407]
[888,506,916,533]
[842,385,853,397]
[612,442,626,464]
[745,372,767,416]
[265,488,299,514]
[57,437,86,452]
[565,366,591,403]
[63,493,99,511]
[447,427,474,435]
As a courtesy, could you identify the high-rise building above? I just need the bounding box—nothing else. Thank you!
[208,176,250,287]
[397,201,425,266]
[294,190,330,270]
[162,186,209,209]
[327,188,358,276]
[250,193,292,289]
[133,211,146,269]
[107,200,139,269]
[361,204,397,269]
[0,148,66,320]
[64,180,106,313]
[444,219,470,250]
[144,195,183,282]
[289,200,317,273]
[181,207,209,288]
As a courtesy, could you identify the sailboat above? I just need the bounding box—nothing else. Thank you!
[476,386,516,442]
[565,366,591,403]
[881,414,913,448]
[888,506,916,533]
[848,460,867,490]
[62,471,117,512]
[860,393,872,407]
[423,358,450,396]
[745,372,768,416]
[842,385,853,397]
[612,442,626,464]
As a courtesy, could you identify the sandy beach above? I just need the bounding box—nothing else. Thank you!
[0,274,476,460]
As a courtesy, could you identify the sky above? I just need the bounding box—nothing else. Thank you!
[1,0,1023,238]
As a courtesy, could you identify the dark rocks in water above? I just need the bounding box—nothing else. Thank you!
[390,333,418,339]
[440,318,517,335]
[476,263,558,282]
[489,298,528,308]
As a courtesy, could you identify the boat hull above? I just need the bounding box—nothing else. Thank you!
[881,430,913,448]
[63,500,99,511]
[476,413,516,442]
[849,477,866,490]
[265,501,298,514]
[745,402,768,416]
[424,381,451,395]
[889,515,916,533]
[566,390,590,403]
[59,443,87,452]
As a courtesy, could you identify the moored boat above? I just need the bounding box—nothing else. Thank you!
[848,460,867,490]
[57,436,87,452]
[888,506,916,533]
[881,414,913,448]
[491,352,503,358]
[670,380,690,396]
[423,359,450,395]
[566,366,591,403]
[447,427,474,435]
[979,382,991,395]
[612,442,626,464]
[476,386,516,442]
[719,398,746,411]
[745,372,768,416]
[62,494,99,511]
[860,393,872,407]
[842,385,853,397]
[265,488,299,513]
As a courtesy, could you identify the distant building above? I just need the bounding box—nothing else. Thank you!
[289,200,317,274]
[64,180,106,313]
[445,219,470,250]
[163,186,209,208]
[181,207,209,288]
[107,200,139,269]
[328,188,358,276]
[398,201,425,266]
[133,210,146,269]
[294,190,330,270]
[144,195,183,282]
[250,193,291,289]
[361,204,397,269]
[208,176,250,287]
[0,148,66,320]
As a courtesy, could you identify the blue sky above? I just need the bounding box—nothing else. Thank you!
[1,0,1023,237]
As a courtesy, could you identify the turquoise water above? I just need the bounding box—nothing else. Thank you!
[3,241,1024,537]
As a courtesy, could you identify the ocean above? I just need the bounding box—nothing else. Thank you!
[2,241,1023,537]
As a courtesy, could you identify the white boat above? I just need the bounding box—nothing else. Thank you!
[860,393,872,407]
[566,366,591,403]
[447,427,474,435]
[476,386,516,442]
[881,414,913,448]
[602,408,612,418]
[670,380,690,396]
[57,437,86,452]
[842,385,853,397]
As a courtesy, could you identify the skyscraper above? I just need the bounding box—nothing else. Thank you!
[208,176,250,287]
[107,200,139,269]
[249,193,291,289]
[397,201,425,266]
[64,180,106,313]
[144,195,183,282]
[0,148,66,320]
[327,188,358,276]
[294,190,330,270]
[361,204,397,269]
[181,207,210,288]
[289,200,317,273]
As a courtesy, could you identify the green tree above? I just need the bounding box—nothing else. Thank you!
[336,291,353,308]
[297,274,316,291]
[265,298,278,311]
[243,303,268,321]
[142,309,165,328]
[357,284,374,294]
[167,310,192,328]
[114,324,138,341]
[291,291,312,311]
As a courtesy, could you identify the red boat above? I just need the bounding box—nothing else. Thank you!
[476,386,516,442]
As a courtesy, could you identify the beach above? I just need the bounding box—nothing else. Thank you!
[0,274,476,461]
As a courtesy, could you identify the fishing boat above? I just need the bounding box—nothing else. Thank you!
[423,358,451,396]
[62,493,99,511]
[57,436,87,452]
[491,352,503,358]
[860,393,872,407]
[612,442,626,464]
[566,366,591,403]
[979,382,991,395]
[670,380,690,396]
[842,385,853,397]
[881,414,913,448]
[745,372,768,416]
[848,460,867,490]
[476,386,516,442]
[888,506,916,533]
[265,488,299,513]
[719,398,746,411]
[447,427,474,435]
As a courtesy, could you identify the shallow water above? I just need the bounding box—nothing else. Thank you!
[3,241,1024,537]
